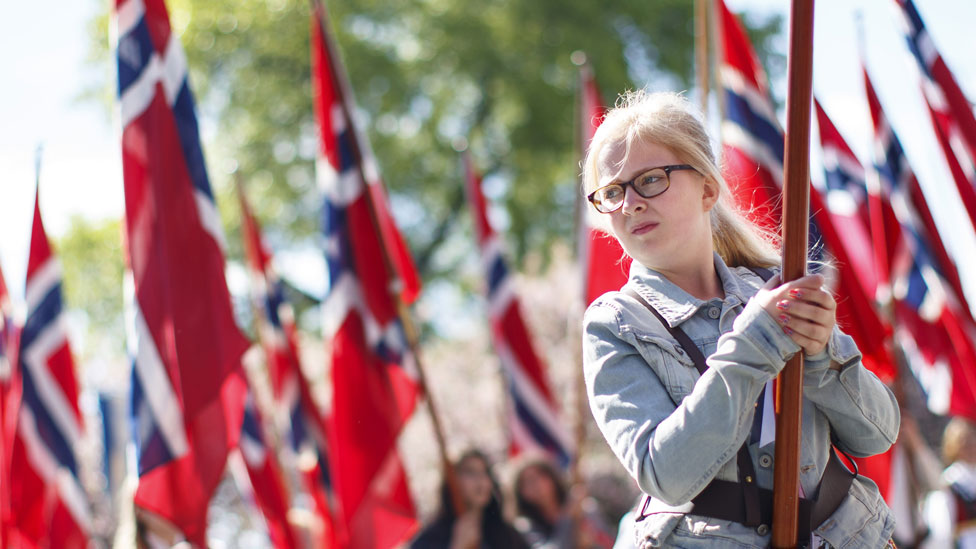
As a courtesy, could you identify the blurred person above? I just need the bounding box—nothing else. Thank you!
[922,417,976,549]
[411,450,529,549]
[512,456,613,548]
[580,91,899,548]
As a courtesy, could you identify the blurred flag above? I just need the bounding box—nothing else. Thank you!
[114,0,250,542]
[238,181,338,547]
[863,66,976,421]
[0,261,11,548]
[716,0,895,382]
[814,99,930,540]
[6,189,88,548]
[237,391,301,549]
[895,0,976,233]
[312,1,419,546]
[578,65,631,306]
[464,152,573,466]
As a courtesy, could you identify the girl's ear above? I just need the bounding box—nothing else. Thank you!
[702,177,720,211]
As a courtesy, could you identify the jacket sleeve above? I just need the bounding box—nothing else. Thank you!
[582,297,800,505]
[802,327,899,456]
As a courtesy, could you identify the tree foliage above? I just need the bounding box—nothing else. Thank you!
[56,216,125,356]
[90,0,781,282]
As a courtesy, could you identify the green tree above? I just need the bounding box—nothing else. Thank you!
[56,216,125,357]
[89,0,781,315]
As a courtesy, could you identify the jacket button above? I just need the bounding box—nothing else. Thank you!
[757,524,769,535]
[707,307,720,319]
[759,454,773,468]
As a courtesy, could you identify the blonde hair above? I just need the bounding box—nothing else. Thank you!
[582,90,779,269]
[943,417,976,464]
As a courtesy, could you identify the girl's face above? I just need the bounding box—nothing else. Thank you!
[517,465,559,509]
[457,455,494,510]
[597,138,717,271]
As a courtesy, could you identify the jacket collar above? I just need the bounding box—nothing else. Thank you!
[626,252,751,327]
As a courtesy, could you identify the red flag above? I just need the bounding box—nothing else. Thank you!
[115,0,249,542]
[237,392,301,549]
[717,0,895,381]
[238,182,339,547]
[862,65,976,420]
[312,1,419,546]
[6,189,88,547]
[0,261,11,548]
[895,0,976,234]
[464,153,573,465]
[579,65,631,305]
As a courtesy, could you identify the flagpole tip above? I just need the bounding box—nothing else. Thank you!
[451,136,468,152]
[570,51,587,67]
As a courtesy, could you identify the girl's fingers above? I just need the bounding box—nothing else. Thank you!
[775,299,833,327]
[777,312,830,354]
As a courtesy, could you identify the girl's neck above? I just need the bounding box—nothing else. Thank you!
[655,254,724,301]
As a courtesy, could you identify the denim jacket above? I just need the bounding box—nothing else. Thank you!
[582,253,899,548]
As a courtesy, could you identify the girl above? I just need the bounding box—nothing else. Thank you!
[411,450,529,549]
[580,91,898,548]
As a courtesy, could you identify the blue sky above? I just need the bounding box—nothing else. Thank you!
[2,0,976,313]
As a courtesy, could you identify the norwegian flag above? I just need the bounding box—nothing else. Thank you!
[814,98,931,539]
[0,260,11,548]
[312,1,419,546]
[6,190,89,548]
[863,66,976,421]
[578,65,631,305]
[717,0,895,382]
[238,182,338,547]
[114,0,250,542]
[464,153,573,466]
[236,392,300,549]
[895,0,976,233]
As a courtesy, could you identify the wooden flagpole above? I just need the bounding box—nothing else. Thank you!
[771,1,815,547]
[695,0,710,118]
[311,0,465,516]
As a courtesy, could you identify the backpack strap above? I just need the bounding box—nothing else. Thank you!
[625,265,856,542]
[622,285,762,526]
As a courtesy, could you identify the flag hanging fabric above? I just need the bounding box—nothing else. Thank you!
[464,152,573,466]
[862,66,976,420]
[716,0,895,382]
[114,0,250,542]
[0,261,12,549]
[238,391,300,549]
[895,0,976,233]
[238,181,338,547]
[6,189,89,548]
[311,1,419,546]
[578,65,631,306]
[813,100,887,296]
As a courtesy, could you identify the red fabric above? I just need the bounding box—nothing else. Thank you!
[122,90,249,422]
[134,372,247,545]
[6,192,88,547]
[311,2,419,546]
[717,0,896,382]
[327,314,417,548]
[118,0,249,539]
[241,413,300,549]
[310,1,421,306]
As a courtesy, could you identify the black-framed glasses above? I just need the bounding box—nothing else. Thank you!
[587,164,698,213]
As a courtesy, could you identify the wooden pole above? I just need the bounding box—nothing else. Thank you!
[695,0,710,118]
[311,0,465,516]
[770,1,814,547]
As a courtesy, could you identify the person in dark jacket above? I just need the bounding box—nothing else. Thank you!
[411,450,529,549]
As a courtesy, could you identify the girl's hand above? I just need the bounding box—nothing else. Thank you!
[753,273,836,357]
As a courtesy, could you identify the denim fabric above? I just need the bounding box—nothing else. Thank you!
[582,253,899,548]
